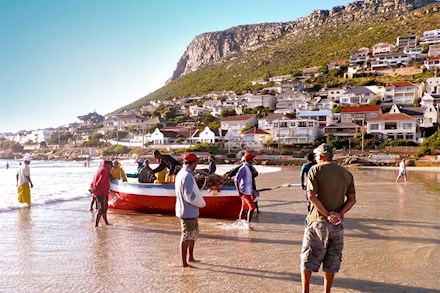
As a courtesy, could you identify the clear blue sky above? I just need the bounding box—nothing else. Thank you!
[0,0,352,133]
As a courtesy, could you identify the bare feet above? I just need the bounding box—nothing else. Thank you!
[181,263,194,268]
[188,258,200,263]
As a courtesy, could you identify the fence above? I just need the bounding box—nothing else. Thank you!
[385,146,419,154]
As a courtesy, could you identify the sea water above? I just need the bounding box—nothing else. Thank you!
[0,162,439,292]
[0,159,281,212]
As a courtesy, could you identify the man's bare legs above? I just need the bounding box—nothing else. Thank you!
[188,240,198,262]
[180,240,196,267]
[247,209,254,223]
[95,213,110,227]
[301,269,335,293]
[324,272,335,293]
[301,268,312,293]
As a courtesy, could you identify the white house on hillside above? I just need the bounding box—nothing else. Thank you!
[246,94,277,109]
[193,126,229,144]
[384,82,420,105]
[271,118,321,144]
[340,87,376,105]
[297,110,334,128]
[220,114,257,137]
[367,113,418,142]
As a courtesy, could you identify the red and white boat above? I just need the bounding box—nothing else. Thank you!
[109,179,241,219]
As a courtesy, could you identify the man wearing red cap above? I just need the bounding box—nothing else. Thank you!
[175,152,206,267]
[234,152,257,229]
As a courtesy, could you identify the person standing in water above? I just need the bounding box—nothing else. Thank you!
[300,143,356,293]
[234,152,258,228]
[396,158,408,183]
[175,153,206,268]
[89,160,113,227]
[16,156,33,206]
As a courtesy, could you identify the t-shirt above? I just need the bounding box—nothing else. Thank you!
[235,162,253,195]
[306,162,355,222]
[17,164,30,185]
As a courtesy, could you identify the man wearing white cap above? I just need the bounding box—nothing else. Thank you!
[300,143,356,293]
[16,156,33,206]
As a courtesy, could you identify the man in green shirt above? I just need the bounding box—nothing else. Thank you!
[300,143,356,293]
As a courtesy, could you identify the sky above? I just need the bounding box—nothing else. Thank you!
[0,0,353,133]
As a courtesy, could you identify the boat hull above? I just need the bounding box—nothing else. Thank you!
[109,180,242,219]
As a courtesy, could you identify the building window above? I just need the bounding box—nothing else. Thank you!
[385,122,397,130]
[403,123,412,129]
[370,124,379,130]
[298,121,307,127]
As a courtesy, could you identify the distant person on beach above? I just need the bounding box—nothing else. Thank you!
[138,160,156,183]
[207,155,216,174]
[89,160,113,227]
[16,156,33,206]
[234,152,258,228]
[110,159,127,181]
[152,150,182,183]
[396,158,408,183]
[175,153,206,268]
[300,143,356,293]
[300,152,316,212]
[127,159,145,179]
[6,162,9,169]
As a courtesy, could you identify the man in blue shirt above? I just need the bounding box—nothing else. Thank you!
[234,152,257,229]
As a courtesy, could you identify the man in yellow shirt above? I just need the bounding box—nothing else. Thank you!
[110,159,127,181]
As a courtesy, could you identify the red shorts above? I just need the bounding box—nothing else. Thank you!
[241,194,256,211]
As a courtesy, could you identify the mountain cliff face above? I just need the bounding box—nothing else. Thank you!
[169,0,437,81]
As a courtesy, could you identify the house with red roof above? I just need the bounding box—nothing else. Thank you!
[148,127,191,145]
[340,105,382,125]
[220,114,257,137]
[366,113,418,142]
[384,81,421,105]
[241,127,272,150]
[424,56,440,70]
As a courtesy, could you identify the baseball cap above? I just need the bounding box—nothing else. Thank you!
[137,159,144,164]
[243,153,256,161]
[23,156,32,162]
[183,153,198,164]
[313,143,333,158]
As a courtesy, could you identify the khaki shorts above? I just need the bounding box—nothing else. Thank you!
[300,221,344,273]
[180,218,199,241]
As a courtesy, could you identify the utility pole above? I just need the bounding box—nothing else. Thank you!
[361,118,365,152]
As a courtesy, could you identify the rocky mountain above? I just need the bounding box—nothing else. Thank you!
[114,0,439,113]
[170,0,437,81]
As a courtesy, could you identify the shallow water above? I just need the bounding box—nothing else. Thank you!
[0,163,438,292]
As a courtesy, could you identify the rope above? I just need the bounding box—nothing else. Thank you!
[257,183,301,192]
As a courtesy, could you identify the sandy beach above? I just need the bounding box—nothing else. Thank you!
[0,165,438,292]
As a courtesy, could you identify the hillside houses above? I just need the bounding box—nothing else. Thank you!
[4,27,440,151]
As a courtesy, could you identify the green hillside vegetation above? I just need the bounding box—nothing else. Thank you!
[117,3,440,113]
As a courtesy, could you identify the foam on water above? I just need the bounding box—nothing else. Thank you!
[216,219,253,230]
[0,159,281,212]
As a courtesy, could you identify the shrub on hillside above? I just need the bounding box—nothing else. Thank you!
[102,145,130,156]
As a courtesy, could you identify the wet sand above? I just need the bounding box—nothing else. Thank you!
[0,166,439,292]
